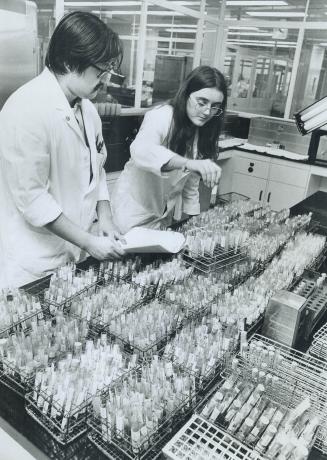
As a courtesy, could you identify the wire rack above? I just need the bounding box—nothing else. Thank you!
[238,334,327,396]
[25,390,91,445]
[231,334,327,454]
[192,350,324,459]
[309,323,327,362]
[183,246,248,274]
[162,414,266,460]
[67,281,154,336]
[105,298,199,358]
[0,359,36,398]
[0,288,49,338]
[24,361,135,446]
[87,366,198,460]
[25,268,98,315]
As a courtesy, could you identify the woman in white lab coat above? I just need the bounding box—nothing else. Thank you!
[111,66,227,234]
[0,12,125,287]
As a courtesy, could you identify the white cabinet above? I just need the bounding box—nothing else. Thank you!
[232,173,267,203]
[227,152,310,211]
[265,161,309,211]
[231,153,270,203]
[266,182,306,211]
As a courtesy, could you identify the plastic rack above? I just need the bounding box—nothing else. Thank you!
[162,414,266,460]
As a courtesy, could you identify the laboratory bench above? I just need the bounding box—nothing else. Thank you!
[2,193,327,460]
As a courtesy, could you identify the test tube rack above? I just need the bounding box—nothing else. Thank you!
[87,363,198,460]
[309,323,327,362]
[234,334,327,454]
[24,353,137,446]
[162,414,266,460]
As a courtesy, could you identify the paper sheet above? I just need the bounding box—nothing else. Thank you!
[121,227,185,254]
[240,142,308,161]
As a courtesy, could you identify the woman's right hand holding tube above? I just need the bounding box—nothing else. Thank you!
[185,159,221,188]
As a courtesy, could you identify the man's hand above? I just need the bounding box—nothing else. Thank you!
[85,234,125,260]
[98,219,126,244]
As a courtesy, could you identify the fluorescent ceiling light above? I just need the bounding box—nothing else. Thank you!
[65,0,200,5]
[228,41,296,48]
[228,39,296,45]
[228,26,259,30]
[66,1,140,5]
[147,23,197,28]
[227,1,287,5]
[246,11,305,17]
[97,10,184,16]
[228,31,273,36]
[319,43,327,46]
[165,28,196,33]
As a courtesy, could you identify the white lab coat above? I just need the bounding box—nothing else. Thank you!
[0,68,109,287]
[111,105,200,234]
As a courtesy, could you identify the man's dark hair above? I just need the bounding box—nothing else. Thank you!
[45,11,123,74]
[169,66,227,160]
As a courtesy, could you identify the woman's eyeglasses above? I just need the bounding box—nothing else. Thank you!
[189,93,223,117]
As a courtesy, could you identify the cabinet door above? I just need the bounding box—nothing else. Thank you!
[232,172,267,202]
[266,181,306,211]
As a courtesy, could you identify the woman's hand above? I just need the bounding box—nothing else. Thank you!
[185,159,221,188]
[85,234,125,260]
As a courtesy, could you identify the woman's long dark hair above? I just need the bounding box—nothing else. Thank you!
[169,66,227,160]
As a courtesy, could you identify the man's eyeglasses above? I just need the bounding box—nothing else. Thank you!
[93,61,119,79]
[189,93,223,117]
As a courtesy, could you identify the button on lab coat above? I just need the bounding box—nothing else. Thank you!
[0,68,109,287]
[111,105,200,234]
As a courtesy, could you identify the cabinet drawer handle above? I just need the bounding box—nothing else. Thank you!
[267,192,271,203]
[250,162,254,166]
[259,190,263,201]
[248,167,254,173]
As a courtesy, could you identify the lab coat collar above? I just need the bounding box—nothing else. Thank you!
[39,68,98,192]
[39,68,91,147]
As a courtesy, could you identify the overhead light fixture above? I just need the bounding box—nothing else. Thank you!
[228,26,259,30]
[228,31,273,36]
[319,43,327,46]
[246,11,305,17]
[165,28,196,33]
[228,41,296,48]
[66,1,140,5]
[227,39,296,45]
[99,10,184,16]
[227,1,287,5]
[147,23,197,28]
[295,97,327,134]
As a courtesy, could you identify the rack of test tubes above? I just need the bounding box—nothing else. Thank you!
[88,358,198,460]
[24,264,99,315]
[24,335,138,445]
[0,288,46,338]
[234,334,327,454]
[190,363,321,460]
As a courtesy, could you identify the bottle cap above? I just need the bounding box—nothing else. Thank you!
[245,417,254,427]
[261,416,269,426]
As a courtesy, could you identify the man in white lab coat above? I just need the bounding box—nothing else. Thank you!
[0,11,125,288]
